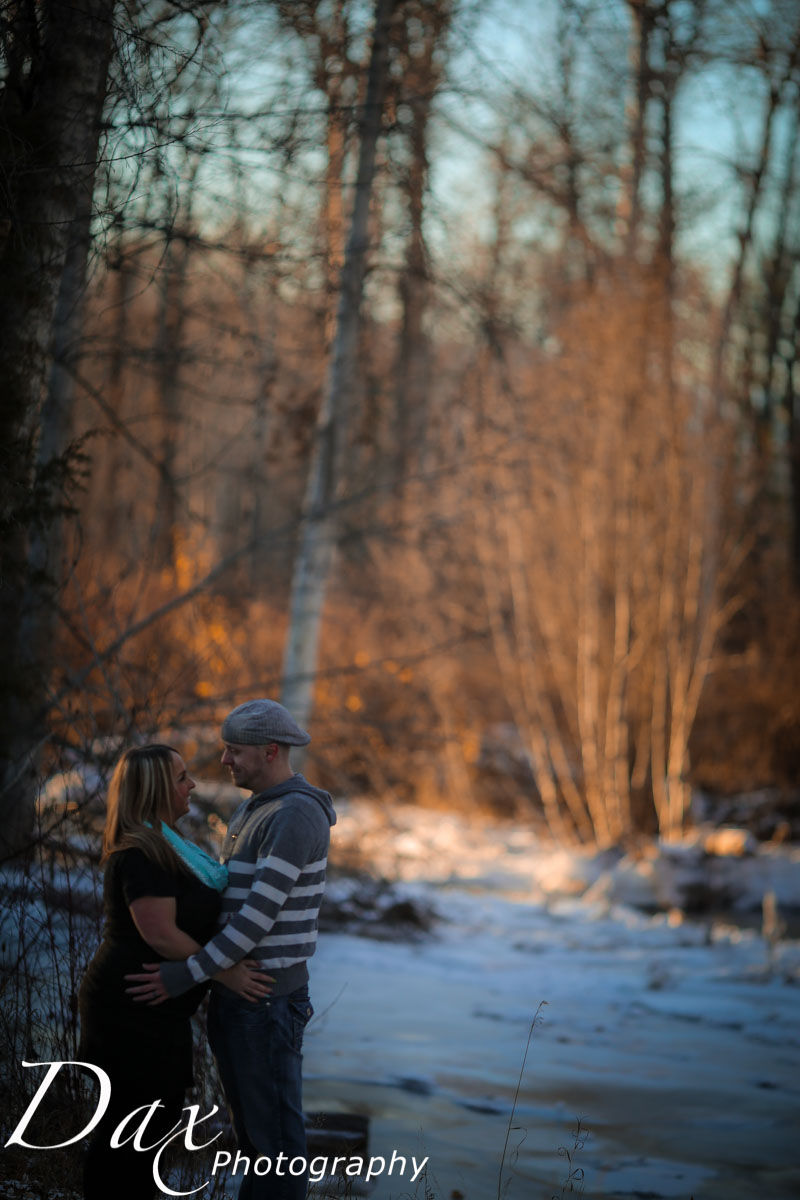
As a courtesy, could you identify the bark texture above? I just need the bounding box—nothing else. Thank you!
[0,0,117,858]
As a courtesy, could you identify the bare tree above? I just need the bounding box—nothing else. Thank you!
[150,152,201,572]
[391,0,453,483]
[281,0,398,730]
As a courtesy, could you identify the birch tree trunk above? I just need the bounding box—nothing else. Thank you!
[0,0,116,858]
[280,0,396,730]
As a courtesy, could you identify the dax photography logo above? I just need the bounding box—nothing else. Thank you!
[6,1060,228,1197]
[5,1061,431,1195]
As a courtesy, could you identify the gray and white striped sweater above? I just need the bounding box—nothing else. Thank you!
[160,775,336,998]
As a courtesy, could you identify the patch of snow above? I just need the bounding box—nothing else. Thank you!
[306,880,799,1200]
[332,798,800,917]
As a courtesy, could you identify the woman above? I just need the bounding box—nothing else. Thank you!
[78,743,270,1199]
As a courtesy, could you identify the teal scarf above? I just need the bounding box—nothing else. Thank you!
[160,822,229,893]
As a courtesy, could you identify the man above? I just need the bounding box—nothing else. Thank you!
[128,699,336,1200]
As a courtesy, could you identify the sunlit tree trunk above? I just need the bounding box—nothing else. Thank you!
[605,444,633,840]
[281,0,396,731]
[502,497,595,843]
[576,449,611,844]
[473,485,576,844]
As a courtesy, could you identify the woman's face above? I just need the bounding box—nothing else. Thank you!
[168,751,196,824]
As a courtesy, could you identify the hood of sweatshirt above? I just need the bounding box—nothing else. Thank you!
[253,773,337,826]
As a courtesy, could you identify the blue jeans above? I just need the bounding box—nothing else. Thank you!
[208,984,313,1200]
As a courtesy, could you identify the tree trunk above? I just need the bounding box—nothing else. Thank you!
[0,0,116,859]
[321,4,349,348]
[786,291,800,586]
[151,193,196,571]
[97,246,136,553]
[393,104,431,483]
[711,64,792,410]
[280,0,396,731]
[392,1,451,483]
[619,0,653,258]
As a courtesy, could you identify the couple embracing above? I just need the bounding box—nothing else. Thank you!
[78,699,336,1200]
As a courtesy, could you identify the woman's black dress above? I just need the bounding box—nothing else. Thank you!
[78,847,222,1199]
[79,847,222,1089]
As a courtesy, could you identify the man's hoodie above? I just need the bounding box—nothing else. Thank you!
[160,774,336,998]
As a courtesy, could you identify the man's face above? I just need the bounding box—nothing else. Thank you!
[220,741,272,792]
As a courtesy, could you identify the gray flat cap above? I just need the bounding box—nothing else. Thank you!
[221,699,311,747]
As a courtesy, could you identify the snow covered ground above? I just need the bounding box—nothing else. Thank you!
[304,887,799,1200]
[297,800,800,1200]
[329,797,800,914]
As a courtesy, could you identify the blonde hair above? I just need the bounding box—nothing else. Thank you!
[102,743,192,876]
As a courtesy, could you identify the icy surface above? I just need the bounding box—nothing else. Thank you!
[300,800,800,1200]
[304,887,799,1200]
